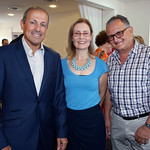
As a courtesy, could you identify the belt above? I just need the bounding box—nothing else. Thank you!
[122,112,149,120]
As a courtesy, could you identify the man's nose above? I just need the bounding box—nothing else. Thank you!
[35,24,41,31]
[113,35,119,42]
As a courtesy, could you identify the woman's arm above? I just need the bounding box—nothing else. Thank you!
[99,72,108,106]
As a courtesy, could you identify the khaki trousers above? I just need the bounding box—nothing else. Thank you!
[111,111,150,150]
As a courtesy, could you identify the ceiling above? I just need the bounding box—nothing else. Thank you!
[119,0,150,2]
[1,0,149,29]
[0,0,78,28]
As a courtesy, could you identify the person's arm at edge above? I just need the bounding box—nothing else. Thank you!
[104,89,112,139]
[0,49,11,149]
[134,115,150,145]
[99,72,108,106]
[134,49,150,145]
[53,54,68,150]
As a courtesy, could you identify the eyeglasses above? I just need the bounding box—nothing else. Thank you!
[107,27,130,41]
[73,32,91,37]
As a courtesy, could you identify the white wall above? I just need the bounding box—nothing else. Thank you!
[83,0,126,29]
[85,0,126,14]
[1,0,150,54]
[0,15,22,46]
[0,28,12,46]
[0,9,81,57]
[43,9,81,58]
[86,0,150,45]
[124,0,150,45]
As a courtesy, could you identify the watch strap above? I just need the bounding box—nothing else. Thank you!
[145,122,150,129]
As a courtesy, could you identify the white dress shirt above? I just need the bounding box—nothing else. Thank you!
[22,37,44,95]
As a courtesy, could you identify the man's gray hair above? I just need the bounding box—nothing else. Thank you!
[22,6,49,25]
[106,15,130,28]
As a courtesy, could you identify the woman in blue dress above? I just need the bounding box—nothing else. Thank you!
[61,18,108,150]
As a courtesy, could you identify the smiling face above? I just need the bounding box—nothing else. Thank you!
[106,19,134,53]
[20,9,48,50]
[72,22,92,51]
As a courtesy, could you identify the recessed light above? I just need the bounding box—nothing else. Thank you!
[49,4,57,8]
[7,5,21,11]
[8,13,14,16]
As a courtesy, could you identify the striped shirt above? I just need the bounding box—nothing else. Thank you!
[107,40,150,117]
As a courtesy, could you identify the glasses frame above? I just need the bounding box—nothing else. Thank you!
[107,26,130,41]
[73,32,91,38]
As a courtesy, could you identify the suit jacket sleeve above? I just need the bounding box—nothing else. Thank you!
[53,54,67,138]
[0,52,9,149]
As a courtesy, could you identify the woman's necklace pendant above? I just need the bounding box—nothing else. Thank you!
[71,57,91,71]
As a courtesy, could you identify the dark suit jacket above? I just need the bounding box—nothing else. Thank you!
[0,39,67,150]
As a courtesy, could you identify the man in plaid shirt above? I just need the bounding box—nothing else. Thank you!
[105,15,150,150]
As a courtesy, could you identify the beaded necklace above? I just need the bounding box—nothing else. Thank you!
[71,57,91,71]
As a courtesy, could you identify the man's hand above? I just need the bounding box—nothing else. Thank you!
[57,138,68,150]
[105,117,111,139]
[134,125,150,145]
[2,145,11,150]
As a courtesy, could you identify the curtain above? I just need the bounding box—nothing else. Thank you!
[79,4,103,50]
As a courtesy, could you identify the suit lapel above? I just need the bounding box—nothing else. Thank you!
[15,40,37,96]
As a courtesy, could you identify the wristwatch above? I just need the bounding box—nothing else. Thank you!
[145,122,150,129]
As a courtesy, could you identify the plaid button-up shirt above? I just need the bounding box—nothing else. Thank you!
[107,40,150,117]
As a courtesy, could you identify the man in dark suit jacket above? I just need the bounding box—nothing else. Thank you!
[0,7,67,150]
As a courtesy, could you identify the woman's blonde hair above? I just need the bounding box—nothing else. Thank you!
[66,18,94,58]
[134,35,145,45]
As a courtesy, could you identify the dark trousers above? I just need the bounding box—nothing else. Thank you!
[36,131,57,150]
[36,133,45,150]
